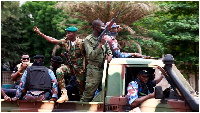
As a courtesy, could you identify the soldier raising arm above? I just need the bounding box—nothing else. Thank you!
[33,26,86,103]
[34,27,72,44]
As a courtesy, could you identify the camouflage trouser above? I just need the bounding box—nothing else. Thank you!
[56,65,86,93]
[80,64,103,102]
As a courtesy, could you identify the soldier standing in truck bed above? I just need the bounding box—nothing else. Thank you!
[80,19,113,102]
[33,26,86,103]
[104,22,142,58]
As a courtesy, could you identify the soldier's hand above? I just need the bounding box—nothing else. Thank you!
[49,97,57,102]
[136,53,143,58]
[100,36,106,45]
[21,63,28,70]
[33,27,41,35]
[106,54,112,63]
[117,26,123,32]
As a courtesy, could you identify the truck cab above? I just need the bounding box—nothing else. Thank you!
[1,54,199,112]
[93,54,199,112]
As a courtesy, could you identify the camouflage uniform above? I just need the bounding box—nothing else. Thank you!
[80,34,112,102]
[56,37,86,94]
[104,35,131,58]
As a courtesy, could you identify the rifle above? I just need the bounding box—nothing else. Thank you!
[142,56,159,59]
[98,11,121,42]
[132,55,159,59]
[61,52,75,73]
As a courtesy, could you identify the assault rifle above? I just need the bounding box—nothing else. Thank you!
[132,55,159,59]
[142,56,159,59]
[61,52,75,73]
[98,11,121,42]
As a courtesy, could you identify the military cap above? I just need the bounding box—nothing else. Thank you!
[34,55,45,59]
[138,70,149,76]
[51,56,63,63]
[65,26,78,32]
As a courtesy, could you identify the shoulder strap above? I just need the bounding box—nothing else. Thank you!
[76,37,84,55]
[25,66,31,90]
[63,40,70,51]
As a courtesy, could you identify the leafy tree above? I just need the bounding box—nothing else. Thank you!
[20,1,69,66]
[134,1,199,91]
[1,1,29,68]
[56,1,159,54]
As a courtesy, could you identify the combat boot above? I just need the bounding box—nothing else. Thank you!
[56,88,69,103]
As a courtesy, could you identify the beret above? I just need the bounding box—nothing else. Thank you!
[34,55,45,59]
[65,27,78,32]
[51,56,63,63]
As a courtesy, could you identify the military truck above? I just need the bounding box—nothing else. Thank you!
[1,54,199,112]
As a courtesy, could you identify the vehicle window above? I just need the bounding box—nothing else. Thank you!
[125,67,155,95]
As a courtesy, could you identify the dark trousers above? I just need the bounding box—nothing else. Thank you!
[66,84,80,101]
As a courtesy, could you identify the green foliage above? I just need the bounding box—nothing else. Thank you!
[134,1,199,82]
[20,1,69,66]
[1,1,29,64]
[119,35,164,58]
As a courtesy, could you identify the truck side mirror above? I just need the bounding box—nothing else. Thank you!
[155,86,163,99]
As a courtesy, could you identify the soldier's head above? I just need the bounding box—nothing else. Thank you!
[32,55,45,66]
[92,19,105,35]
[51,56,63,68]
[137,70,149,84]
[106,22,119,36]
[21,54,30,65]
[65,26,78,41]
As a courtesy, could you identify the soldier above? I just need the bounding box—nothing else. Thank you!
[11,55,58,102]
[104,22,142,58]
[127,69,163,107]
[33,26,86,103]
[50,56,79,101]
[50,56,63,79]
[80,19,112,102]
[11,54,33,89]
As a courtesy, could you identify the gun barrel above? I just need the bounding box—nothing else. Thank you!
[98,11,121,42]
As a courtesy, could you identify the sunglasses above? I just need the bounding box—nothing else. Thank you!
[22,58,29,60]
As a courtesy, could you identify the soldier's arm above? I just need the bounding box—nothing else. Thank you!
[33,27,60,45]
[13,70,28,101]
[11,64,26,81]
[105,41,112,63]
[131,92,154,107]
[11,70,21,81]
[48,69,58,99]
[154,75,164,84]
[154,66,165,84]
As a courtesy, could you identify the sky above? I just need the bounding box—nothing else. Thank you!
[20,1,26,6]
